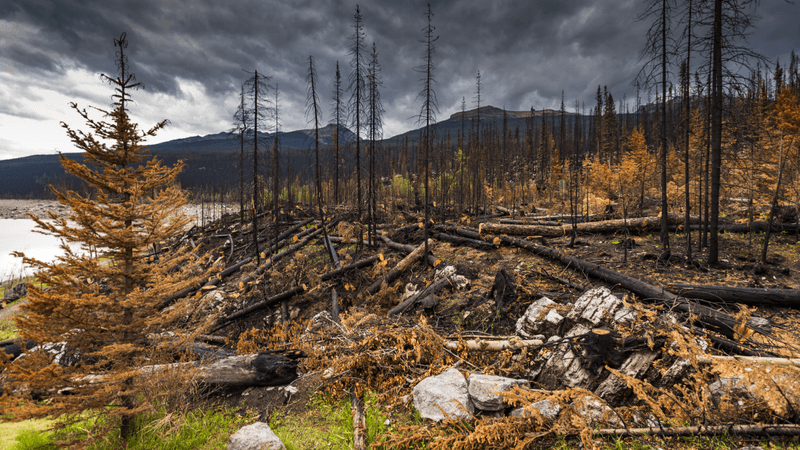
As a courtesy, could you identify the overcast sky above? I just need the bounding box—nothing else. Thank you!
[0,0,796,161]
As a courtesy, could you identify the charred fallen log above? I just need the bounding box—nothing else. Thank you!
[479,214,699,237]
[211,255,381,332]
[668,284,800,309]
[389,268,453,316]
[431,232,495,250]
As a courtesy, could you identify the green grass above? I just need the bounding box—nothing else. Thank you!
[0,418,55,450]
[0,316,18,341]
[269,392,392,450]
[5,407,249,450]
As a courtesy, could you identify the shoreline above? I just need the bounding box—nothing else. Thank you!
[0,199,231,225]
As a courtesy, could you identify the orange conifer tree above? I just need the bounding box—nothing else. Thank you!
[4,33,213,441]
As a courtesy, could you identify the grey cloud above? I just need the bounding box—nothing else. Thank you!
[1,0,796,148]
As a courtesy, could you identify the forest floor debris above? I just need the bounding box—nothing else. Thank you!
[3,203,800,448]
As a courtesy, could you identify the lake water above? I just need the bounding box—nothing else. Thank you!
[0,218,83,280]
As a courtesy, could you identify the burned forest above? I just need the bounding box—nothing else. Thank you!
[2,2,800,449]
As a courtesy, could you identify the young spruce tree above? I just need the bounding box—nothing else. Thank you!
[5,33,213,441]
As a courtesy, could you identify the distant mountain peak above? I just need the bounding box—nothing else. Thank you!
[448,105,578,121]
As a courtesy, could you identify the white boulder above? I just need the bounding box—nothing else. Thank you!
[227,422,285,450]
[413,368,475,421]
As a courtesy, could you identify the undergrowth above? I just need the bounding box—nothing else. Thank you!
[0,317,17,341]
[268,391,395,449]
[7,406,248,450]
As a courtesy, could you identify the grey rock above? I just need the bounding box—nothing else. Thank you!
[595,350,658,403]
[413,368,475,422]
[1,281,27,302]
[510,399,561,420]
[227,422,285,450]
[575,395,622,427]
[709,376,753,406]
[537,325,595,390]
[467,374,530,411]
[516,297,563,338]
[566,287,621,326]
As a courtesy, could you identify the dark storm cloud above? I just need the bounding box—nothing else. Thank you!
[1,0,797,141]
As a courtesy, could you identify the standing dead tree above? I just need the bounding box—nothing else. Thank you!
[243,69,273,265]
[331,62,345,205]
[416,2,439,270]
[696,0,765,264]
[348,5,367,218]
[636,0,678,264]
[367,42,384,246]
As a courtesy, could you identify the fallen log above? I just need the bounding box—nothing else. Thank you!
[444,338,544,351]
[668,284,800,309]
[83,351,305,387]
[495,205,516,215]
[211,255,381,332]
[351,391,367,450]
[256,217,315,246]
[389,269,452,316]
[499,219,563,226]
[431,232,495,250]
[452,227,766,341]
[379,235,441,268]
[480,214,700,237]
[537,269,589,292]
[435,225,504,247]
[365,239,433,296]
[589,424,800,438]
[698,354,800,367]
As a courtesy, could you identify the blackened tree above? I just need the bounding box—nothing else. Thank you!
[243,69,272,264]
[347,5,367,218]
[416,2,439,266]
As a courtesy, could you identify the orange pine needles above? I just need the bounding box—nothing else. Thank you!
[2,33,215,442]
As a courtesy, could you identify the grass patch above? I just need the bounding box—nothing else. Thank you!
[0,316,18,341]
[0,418,55,450]
[4,407,249,450]
[269,392,392,450]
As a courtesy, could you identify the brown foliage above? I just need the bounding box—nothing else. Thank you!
[0,33,216,443]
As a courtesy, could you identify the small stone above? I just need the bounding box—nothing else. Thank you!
[467,374,530,411]
[227,422,285,450]
[510,399,561,420]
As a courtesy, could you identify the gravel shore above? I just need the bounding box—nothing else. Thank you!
[0,199,69,220]
[0,199,228,227]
